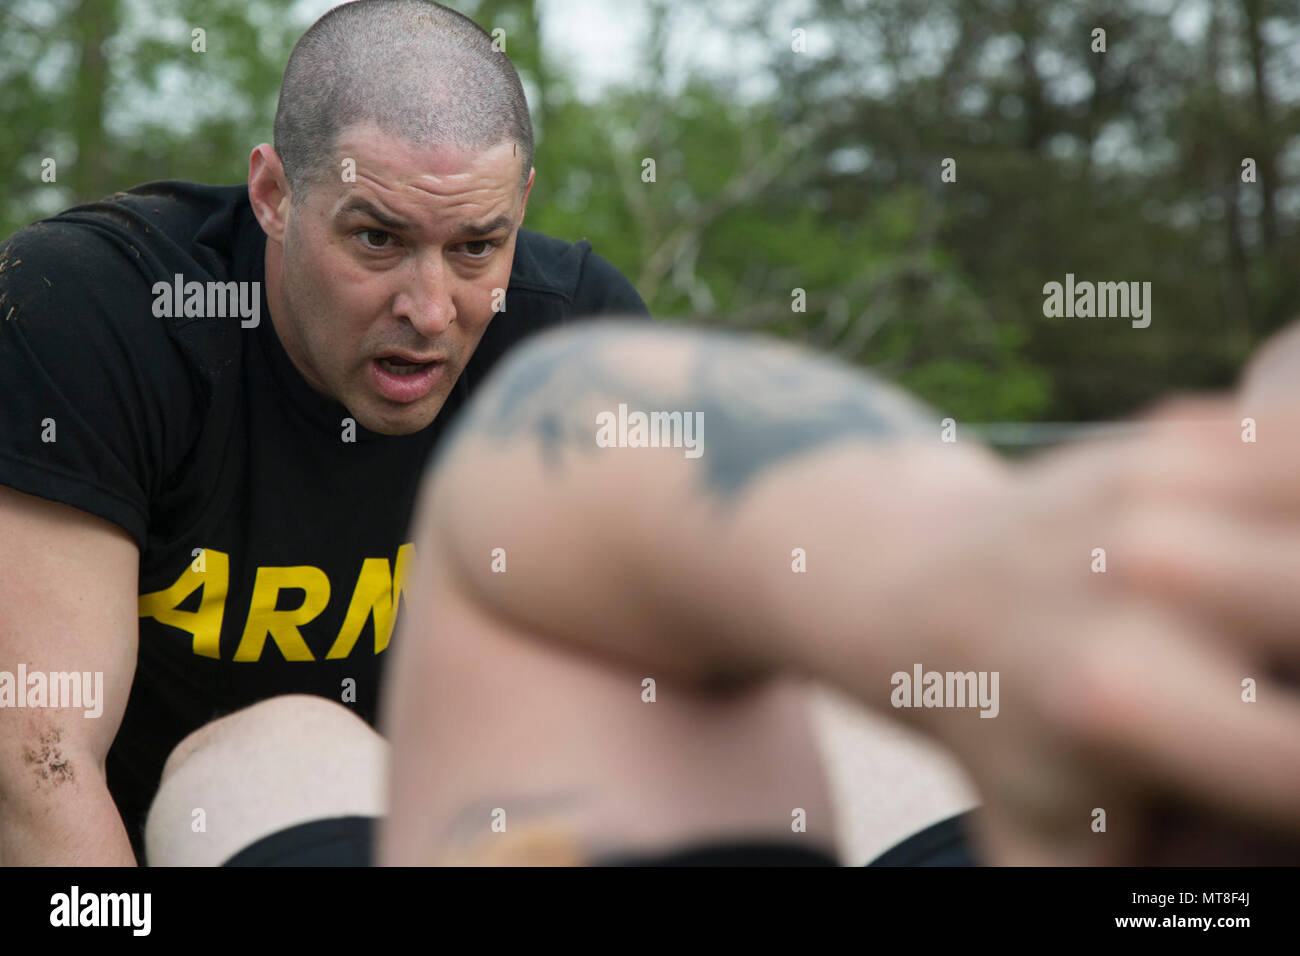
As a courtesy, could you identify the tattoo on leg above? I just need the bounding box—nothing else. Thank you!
[436,790,591,865]
[434,321,935,502]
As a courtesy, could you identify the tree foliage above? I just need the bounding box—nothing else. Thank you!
[1,0,1295,422]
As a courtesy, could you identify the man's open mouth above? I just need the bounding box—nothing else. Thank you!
[377,356,434,376]
[372,354,447,402]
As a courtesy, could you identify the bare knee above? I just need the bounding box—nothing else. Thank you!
[147,694,387,866]
[159,694,374,784]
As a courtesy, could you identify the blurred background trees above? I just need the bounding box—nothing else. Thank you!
[2,0,1297,423]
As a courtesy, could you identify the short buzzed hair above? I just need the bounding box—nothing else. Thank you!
[273,0,534,204]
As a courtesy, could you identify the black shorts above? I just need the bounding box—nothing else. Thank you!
[867,812,979,866]
[221,812,977,866]
[222,816,376,866]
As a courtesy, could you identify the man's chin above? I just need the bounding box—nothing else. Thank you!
[353,395,447,436]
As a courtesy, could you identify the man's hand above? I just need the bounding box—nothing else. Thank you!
[893,399,1300,864]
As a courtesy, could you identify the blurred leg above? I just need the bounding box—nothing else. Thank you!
[380,579,837,865]
[811,686,977,865]
[144,694,387,866]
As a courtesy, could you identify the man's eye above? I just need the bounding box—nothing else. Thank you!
[461,239,499,259]
[358,229,395,250]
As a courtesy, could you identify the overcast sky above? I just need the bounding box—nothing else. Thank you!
[289,0,817,102]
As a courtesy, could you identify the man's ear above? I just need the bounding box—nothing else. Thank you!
[248,144,292,243]
[518,167,535,225]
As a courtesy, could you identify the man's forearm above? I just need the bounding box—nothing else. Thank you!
[1,768,137,865]
[422,321,1008,709]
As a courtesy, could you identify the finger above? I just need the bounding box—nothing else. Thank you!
[1131,401,1300,514]
[1109,506,1300,655]
[1025,401,1300,519]
[1068,608,1300,836]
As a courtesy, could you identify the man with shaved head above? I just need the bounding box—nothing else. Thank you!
[0,0,646,865]
[6,0,1300,872]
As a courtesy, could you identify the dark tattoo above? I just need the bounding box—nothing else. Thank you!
[435,321,934,502]
[438,790,585,852]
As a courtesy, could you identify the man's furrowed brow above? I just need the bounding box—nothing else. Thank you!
[334,201,513,238]
[335,198,410,231]
[459,214,515,237]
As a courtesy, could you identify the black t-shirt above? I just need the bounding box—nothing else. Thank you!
[0,180,649,860]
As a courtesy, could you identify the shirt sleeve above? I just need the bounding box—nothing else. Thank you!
[571,249,652,320]
[0,220,200,548]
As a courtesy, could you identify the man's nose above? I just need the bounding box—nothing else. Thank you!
[396,250,457,336]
